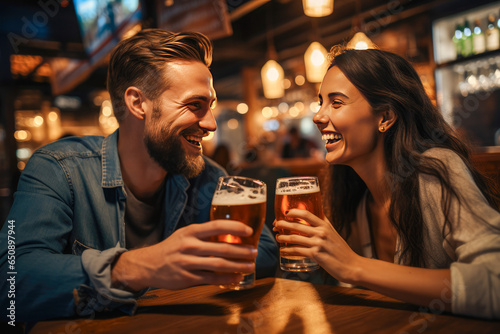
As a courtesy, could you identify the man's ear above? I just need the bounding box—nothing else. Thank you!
[378,109,397,133]
[124,87,147,120]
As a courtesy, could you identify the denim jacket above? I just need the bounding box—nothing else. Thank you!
[0,130,278,322]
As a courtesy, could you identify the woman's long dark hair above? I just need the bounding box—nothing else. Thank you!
[321,48,499,267]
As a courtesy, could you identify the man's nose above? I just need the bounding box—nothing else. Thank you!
[200,109,217,132]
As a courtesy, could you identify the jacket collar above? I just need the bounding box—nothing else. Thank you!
[101,129,124,188]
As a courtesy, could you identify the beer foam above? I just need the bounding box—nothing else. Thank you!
[212,177,267,205]
[275,178,320,195]
[211,193,266,206]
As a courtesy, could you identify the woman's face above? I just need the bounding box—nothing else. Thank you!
[313,66,384,167]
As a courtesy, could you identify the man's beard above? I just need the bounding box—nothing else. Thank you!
[144,121,205,179]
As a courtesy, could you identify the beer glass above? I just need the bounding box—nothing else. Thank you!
[210,176,267,290]
[275,176,322,272]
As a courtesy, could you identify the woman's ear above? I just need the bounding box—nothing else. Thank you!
[124,87,147,120]
[378,109,397,133]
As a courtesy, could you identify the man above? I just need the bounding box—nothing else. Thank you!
[0,29,277,322]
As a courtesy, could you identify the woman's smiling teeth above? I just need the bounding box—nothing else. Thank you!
[322,133,342,144]
[184,135,202,147]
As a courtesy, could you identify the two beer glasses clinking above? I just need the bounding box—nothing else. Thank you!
[210,175,322,290]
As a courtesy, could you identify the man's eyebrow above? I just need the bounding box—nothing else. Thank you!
[186,95,211,102]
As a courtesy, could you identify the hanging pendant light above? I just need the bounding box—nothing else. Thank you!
[303,0,334,17]
[346,32,377,50]
[346,0,377,51]
[304,41,329,83]
[261,59,284,99]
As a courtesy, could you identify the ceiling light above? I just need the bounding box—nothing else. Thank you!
[303,0,334,17]
[261,60,285,99]
[346,32,377,50]
[304,41,329,83]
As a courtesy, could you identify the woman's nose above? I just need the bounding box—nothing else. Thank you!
[313,110,329,125]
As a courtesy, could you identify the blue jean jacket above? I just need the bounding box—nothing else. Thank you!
[0,130,278,322]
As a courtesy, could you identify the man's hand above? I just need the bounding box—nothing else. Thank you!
[111,220,257,291]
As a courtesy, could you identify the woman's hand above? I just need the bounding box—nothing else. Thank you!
[273,208,361,283]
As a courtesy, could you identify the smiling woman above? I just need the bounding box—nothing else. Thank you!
[274,47,500,319]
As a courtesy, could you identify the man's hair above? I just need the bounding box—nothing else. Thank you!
[107,29,213,121]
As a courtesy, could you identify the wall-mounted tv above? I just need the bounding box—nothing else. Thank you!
[74,0,141,57]
[50,0,141,95]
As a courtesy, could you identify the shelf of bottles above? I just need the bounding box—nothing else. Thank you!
[433,1,500,147]
[433,2,500,65]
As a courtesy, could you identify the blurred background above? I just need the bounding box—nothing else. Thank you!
[1,0,500,226]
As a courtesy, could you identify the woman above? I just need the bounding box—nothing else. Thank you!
[274,47,500,319]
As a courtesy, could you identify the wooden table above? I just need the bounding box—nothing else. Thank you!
[31,278,500,334]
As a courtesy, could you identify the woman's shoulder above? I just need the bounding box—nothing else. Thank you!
[421,147,470,177]
[422,147,463,162]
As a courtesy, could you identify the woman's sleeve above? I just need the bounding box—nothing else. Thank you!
[419,149,500,319]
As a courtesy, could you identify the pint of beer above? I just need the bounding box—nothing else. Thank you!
[210,176,267,290]
[275,176,323,272]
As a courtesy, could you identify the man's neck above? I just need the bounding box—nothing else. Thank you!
[117,126,167,201]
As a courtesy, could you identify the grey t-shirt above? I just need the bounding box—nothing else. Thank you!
[124,184,165,249]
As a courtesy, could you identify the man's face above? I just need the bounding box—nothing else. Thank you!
[144,60,217,178]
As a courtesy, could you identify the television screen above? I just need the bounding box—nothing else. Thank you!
[74,0,141,56]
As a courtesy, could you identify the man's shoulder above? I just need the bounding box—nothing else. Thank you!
[35,135,105,160]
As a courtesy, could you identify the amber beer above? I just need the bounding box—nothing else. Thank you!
[210,200,267,250]
[275,177,322,272]
[210,176,267,290]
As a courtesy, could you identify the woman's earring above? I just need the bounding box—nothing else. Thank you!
[380,126,385,132]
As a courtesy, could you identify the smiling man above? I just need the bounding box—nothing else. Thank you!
[0,29,277,323]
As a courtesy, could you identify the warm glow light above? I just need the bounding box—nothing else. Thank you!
[266,67,280,81]
[107,117,118,128]
[14,130,30,141]
[271,106,279,117]
[283,78,292,89]
[48,111,58,122]
[227,118,239,129]
[289,106,300,117]
[278,102,289,113]
[236,103,249,114]
[304,42,329,83]
[294,101,305,112]
[33,116,44,127]
[93,95,104,106]
[346,32,377,50]
[295,75,306,86]
[262,107,273,118]
[303,0,334,17]
[261,60,285,99]
[17,161,26,171]
[102,106,112,117]
[310,101,320,113]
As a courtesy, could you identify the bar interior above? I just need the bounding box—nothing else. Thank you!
[1,0,500,333]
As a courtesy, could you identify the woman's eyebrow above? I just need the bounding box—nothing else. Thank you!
[327,92,349,99]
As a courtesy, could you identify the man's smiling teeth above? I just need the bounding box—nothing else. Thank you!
[322,133,342,144]
[184,135,202,146]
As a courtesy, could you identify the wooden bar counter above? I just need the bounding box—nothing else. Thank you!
[31,278,500,334]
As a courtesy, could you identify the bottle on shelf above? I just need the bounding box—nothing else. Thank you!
[486,13,500,51]
[472,19,486,54]
[453,23,464,59]
[462,20,474,57]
